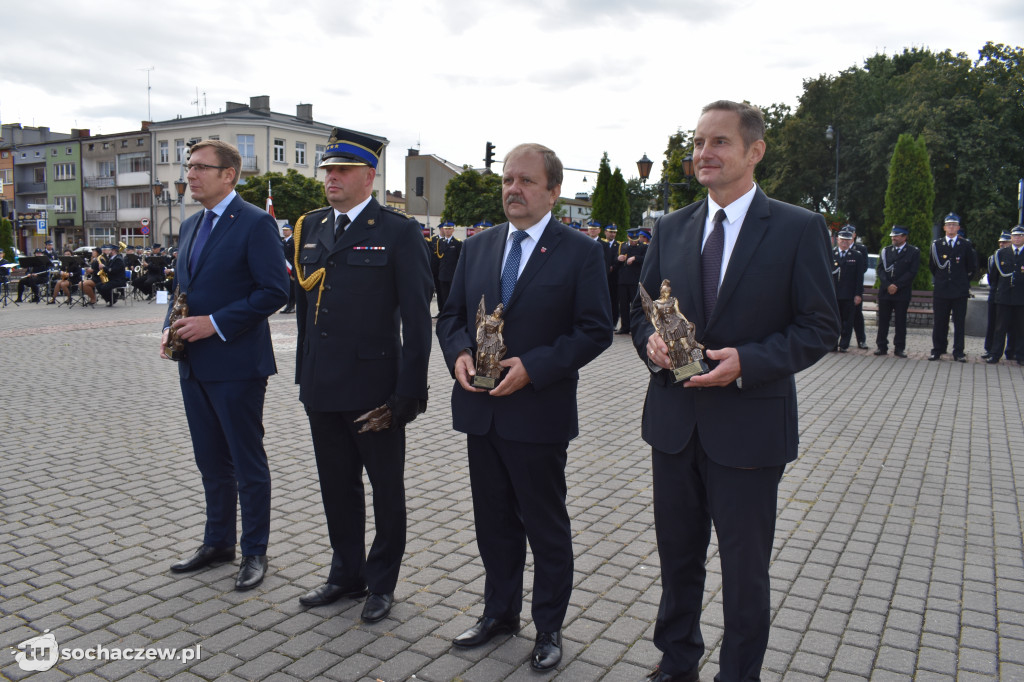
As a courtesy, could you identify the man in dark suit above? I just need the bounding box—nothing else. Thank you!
[875,224,921,357]
[928,213,978,361]
[831,226,866,352]
[987,225,1024,365]
[97,244,127,306]
[631,100,839,682]
[280,224,296,314]
[161,140,289,591]
[604,224,621,330]
[436,143,612,672]
[983,232,1013,360]
[616,228,646,334]
[846,225,870,349]
[435,221,462,314]
[292,129,432,624]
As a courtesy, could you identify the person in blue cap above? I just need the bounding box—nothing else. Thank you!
[982,231,1012,360]
[987,225,1024,364]
[874,225,920,357]
[435,221,461,314]
[928,213,978,361]
[844,225,870,348]
[831,226,865,351]
[280,224,296,313]
[602,224,621,328]
[616,228,646,334]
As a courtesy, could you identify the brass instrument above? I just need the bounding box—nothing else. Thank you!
[118,241,128,253]
[97,255,109,284]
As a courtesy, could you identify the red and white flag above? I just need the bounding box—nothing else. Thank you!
[266,181,276,219]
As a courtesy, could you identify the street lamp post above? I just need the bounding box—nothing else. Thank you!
[636,153,693,214]
[153,178,188,246]
[825,125,839,215]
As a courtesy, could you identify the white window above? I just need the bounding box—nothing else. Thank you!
[100,195,116,211]
[136,138,145,147]
[55,195,77,213]
[129,191,150,208]
[295,141,306,166]
[175,139,185,162]
[273,138,285,163]
[159,141,169,164]
[51,148,58,156]
[118,152,150,174]
[53,163,77,181]
[67,146,73,154]
[98,161,115,178]
[0,169,12,184]
[237,134,255,158]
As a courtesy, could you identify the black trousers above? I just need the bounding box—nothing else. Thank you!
[837,298,856,349]
[652,436,783,681]
[467,427,572,633]
[853,300,866,344]
[991,304,1024,361]
[984,299,998,352]
[618,283,638,332]
[306,409,406,593]
[437,279,452,316]
[608,272,619,328]
[931,296,967,356]
[876,298,910,352]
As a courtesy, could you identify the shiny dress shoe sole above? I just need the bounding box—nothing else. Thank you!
[452,616,521,648]
[170,545,235,573]
[360,592,393,623]
[299,582,368,607]
[235,555,268,591]
[530,631,562,671]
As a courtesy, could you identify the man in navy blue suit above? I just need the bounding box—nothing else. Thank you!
[436,143,612,672]
[161,139,289,591]
[632,101,839,681]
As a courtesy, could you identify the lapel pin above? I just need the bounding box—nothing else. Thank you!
[368,219,375,225]
[540,247,547,253]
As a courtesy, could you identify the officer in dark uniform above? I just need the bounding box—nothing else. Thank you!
[280,224,296,313]
[136,244,167,299]
[43,239,57,260]
[847,225,870,349]
[832,226,866,352]
[874,225,920,357]
[616,228,647,334]
[982,232,1012,360]
[291,128,432,624]
[987,225,1024,365]
[434,221,461,314]
[97,244,127,306]
[15,249,50,303]
[427,227,442,313]
[602,224,621,330]
[928,213,978,361]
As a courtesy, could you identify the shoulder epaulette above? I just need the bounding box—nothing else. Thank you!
[381,204,412,219]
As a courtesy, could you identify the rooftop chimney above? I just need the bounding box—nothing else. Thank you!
[250,95,270,113]
[226,101,246,112]
[296,103,313,121]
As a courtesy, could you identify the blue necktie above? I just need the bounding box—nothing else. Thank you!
[189,210,215,273]
[701,209,726,320]
[501,230,529,307]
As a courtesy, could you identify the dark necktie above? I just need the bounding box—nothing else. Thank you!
[948,239,954,247]
[334,214,350,240]
[189,209,216,273]
[501,230,529,307]
[702,209,726,320]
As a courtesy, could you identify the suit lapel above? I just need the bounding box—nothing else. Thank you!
[479,225,505,311]
[190,195,244,279]
[506,218,563,311]
[709,189,771,327]
[680,204,707,328]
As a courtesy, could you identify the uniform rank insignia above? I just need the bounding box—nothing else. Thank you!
[303,244,318,249]
[353,246,385,251]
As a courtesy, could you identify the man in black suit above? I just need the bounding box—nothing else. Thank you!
[292,129,432,624]
[831,226,865,352]
[97,244,127,306]
[604,224,621,330]
[847,225,870,349]
[616,228,646,334]
[987,225,1024,365]
[874,225,921,357]
[928,213,978,361]
[280,224,296,314]
[436,143,612,672]
[435,221,461,314]
[162,140,289,591]
[632,100,839,682]
[983,232,1013,360]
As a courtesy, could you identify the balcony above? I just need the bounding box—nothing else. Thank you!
[84,176,116,189]
[241,155,259,173]
[86,210,117,221]
[15,181,46,194]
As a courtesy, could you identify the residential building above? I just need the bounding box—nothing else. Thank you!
[81,129,154,249]
[405,149,462,235]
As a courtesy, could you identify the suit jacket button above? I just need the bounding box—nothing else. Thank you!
[321,332,327,337]
[321,308,328,314]
[325,284,332,291]
[327,260,335,267]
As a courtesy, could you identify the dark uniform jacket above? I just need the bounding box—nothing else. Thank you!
[435,236,462,282]
[294,199,433,412]
[831,247,865,300]
[987,252,1001,303]
[617,241,647,286]
[994,246,1024,306]
[105,253,128,286]
[878,244,920,301]
[282,235,295,274]
[929,237,977,298]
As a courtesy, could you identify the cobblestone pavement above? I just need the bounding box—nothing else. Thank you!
[2,296,1023,681]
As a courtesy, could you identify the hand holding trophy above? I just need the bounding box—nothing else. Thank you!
[165,290,189,361]
[472,295,507,390]
[639,279,709,382]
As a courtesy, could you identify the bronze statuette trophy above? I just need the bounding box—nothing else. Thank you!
[639,279,709,382]
[472,295,507,389]
[165,290,189,362]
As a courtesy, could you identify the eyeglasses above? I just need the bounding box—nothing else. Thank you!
[185,163,228,172]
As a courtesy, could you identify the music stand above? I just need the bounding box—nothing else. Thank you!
[0,264,15,307]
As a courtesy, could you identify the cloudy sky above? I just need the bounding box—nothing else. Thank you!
[3,0,1021,199]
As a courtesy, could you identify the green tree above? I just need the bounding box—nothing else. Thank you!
[606,168,631,234]
[590,153,613,227]
[236,169,326,225]
[884,134,935,290]
[661,130,706,213]
[626,177,657,232]
[442,169,504,226]
[0,217,15,262]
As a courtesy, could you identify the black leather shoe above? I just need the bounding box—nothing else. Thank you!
[838,347,848,353]
[235,555,267,591]
[894,350,908,358]
[530,631,562,672]
[986,357,1000,364]
[299,582,368,607]
[857,342,868,349]
[645,665,700,682]
[873,349,887,356]
[170,545,235,573]
[361,592,393,623]
[981,352,992,359]
[928,353,941,361]
[953,355,967,363]
[452,616,520,648]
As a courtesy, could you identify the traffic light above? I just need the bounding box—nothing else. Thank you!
[484,142,495,169]
[415,176,424,197]
[0,199,9,218]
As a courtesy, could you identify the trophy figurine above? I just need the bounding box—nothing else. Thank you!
[165,290,189,362]
[639,279,709,382]
[472,295,507,389]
